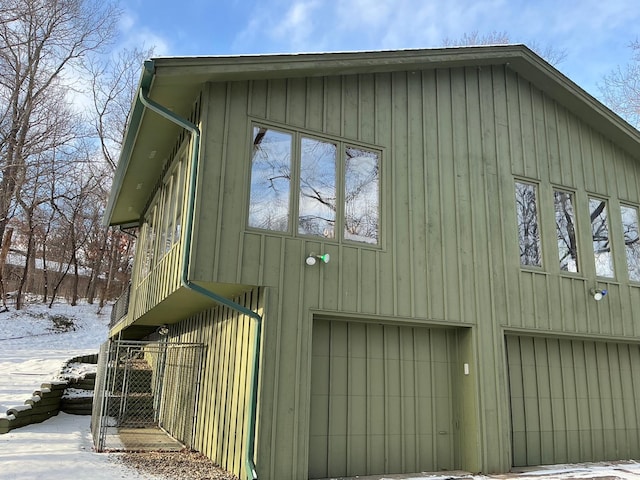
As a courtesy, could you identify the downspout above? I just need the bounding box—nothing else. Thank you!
[137,65,262,480]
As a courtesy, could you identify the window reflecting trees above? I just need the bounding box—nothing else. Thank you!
[621,205,640,281]
[589,198,614,278]
[248,127,292,232]
[554,190,578,272]
[515,181,542,267]
[249,125,380,245]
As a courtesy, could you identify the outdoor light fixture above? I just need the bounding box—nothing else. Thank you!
[156,325,169,335]
[590,288,608,301]
[305,253,331,266]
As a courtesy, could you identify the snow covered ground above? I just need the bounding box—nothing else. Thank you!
[1,412,165,479]
[0,301,108,415]
[1,300,640,479]
[0,300,168,479]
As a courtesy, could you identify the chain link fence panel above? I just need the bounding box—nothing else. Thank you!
[92,339,204,452]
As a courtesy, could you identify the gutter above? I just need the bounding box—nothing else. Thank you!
[137,60,262,480]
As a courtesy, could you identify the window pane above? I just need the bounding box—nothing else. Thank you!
[161,178,174,255]
[554,190,578,272]
[249,127,292,231]
[299,137,336,237]
[515,182,541,267]
[344,147,379,244]
[173,160,185,245]
[589,198,614,277]
[621,205,640,281]
[141,207,157,279]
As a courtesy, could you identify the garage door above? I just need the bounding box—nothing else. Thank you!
[506,335,640,467]
[309,320,459,479]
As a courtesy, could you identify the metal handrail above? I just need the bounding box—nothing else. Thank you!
[109,283,131,329]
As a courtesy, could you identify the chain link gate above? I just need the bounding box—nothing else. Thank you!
[92,339,204,452]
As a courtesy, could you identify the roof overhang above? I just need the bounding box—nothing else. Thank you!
[104,45,640,227]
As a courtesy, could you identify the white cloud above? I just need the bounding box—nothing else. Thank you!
[235,0,329,52]
[230,0,638,97]
[117,9,171,56]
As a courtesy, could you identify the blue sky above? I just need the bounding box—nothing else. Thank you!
[118,0,639,99]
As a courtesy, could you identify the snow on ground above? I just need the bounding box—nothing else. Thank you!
[0,301,108,415]
[0,412,165,479]
[1,300,640,479]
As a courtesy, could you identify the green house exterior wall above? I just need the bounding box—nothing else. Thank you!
[113,53,640,480]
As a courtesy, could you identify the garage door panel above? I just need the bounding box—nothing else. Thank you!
[328,435,347,477]
[310,320,458,479]
[507,335,640,467]
[308,434,328,477]
[312,321,331,356]
[330,357,348,395]
[402,395,417,434]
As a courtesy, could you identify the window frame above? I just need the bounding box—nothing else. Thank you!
[620,202,640,283]
[588,195,615,279]
[514,179,543,269]
[552,187,580,274]
[136,143,189,283]
[247,121,383,247]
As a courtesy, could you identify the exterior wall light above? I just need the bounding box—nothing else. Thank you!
[306,253,330,266]
[156,325,169,335]
[590,288,608,301]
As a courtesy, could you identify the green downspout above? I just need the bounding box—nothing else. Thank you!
[137,62,261,480]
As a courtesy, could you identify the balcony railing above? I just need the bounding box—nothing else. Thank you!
[110,283,131,329]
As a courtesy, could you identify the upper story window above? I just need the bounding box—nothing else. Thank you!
[249,124,380,245]
[137,148,187,281]
[515,178,640,282]
[621,204,640,282]
[344,147,379,244]
[299,137,337,237]
[248,127,292,232]
[515,181,542,267]
[589,197,614,278]
[554,189,579,272]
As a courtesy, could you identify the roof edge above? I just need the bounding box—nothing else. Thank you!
[148,45,640,159]
[102,60,156,227]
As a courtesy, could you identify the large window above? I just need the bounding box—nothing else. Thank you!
[621,205,640,282]
[515,181,541,267]
[344,147,380,244]
[515,179,640,281]
[249,124,380,245]
[589,197,614,278]
[248,127,292,232]
[554,189,578,272]
[299,137,337,237]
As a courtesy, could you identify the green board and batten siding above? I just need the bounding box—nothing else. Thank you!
[168,289,261,480]
[124,54,640,479]
[185,64,640,478]
[310,320,460,479]
[191,66,501,477]
[507,335,640,466]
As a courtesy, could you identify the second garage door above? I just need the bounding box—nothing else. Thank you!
[507,335,640,467]
[309,319,460,479]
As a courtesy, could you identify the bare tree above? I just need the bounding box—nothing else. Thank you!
[86,46,154,171]
[600,39,640,127]
[442,30,567,66]
[83,47,151,305]
[0,0,120,293]
[49,160,104,306]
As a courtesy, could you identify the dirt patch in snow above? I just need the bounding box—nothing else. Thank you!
[119,450,238,480]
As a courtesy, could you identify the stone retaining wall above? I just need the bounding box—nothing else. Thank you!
[0,353,98,434]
